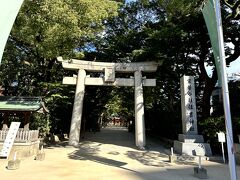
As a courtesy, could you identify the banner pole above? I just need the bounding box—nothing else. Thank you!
[215,0,237,179]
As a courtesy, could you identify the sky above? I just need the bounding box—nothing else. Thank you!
[228,57,240,74]
[125,0,136,3]
[205,57,240,80]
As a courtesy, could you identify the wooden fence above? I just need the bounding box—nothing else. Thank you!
[0,129,39,142]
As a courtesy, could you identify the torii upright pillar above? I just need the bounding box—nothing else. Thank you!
[69,69,86,146]
[134,70,146,148]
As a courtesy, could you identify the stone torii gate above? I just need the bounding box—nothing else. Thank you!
[58,57,160,149]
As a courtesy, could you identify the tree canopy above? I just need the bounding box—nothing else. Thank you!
[1,0,119,91]
[11,0,118,58]
[0,0,119,134]
[91,0,240,139]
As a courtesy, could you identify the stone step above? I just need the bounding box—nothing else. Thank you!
[178,134,204,143]
[173,140,212,156]
[168,153,212,164]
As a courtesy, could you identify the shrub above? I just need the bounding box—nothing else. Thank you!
[30,113,51,138]
[199,116,240,154]
[199,116,226,154]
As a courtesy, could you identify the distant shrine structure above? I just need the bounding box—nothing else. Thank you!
[58,57,160,149]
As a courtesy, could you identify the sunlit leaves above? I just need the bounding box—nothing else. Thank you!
[11,0,119,58]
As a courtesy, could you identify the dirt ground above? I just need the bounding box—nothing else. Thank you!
[1,127,240,180]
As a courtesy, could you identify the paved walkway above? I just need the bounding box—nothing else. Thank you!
[0,126,240,180]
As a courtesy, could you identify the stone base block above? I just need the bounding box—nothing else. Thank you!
[7,159,21,170]
[35,152,45,161]
[0,140,40,159]
[193,167,208,179]
[169,155,177,163]
[174,140,212,156]
[178,134,204,143]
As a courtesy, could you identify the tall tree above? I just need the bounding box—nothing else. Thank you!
[94,0,240,136]
[1,0,119,94]
[0,0,119,134]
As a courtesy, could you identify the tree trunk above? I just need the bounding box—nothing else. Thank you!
[201,70,218,119]
[45,58,55,82]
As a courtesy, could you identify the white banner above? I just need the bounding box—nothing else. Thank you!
[0,122,20,158]
[0,0,24,63]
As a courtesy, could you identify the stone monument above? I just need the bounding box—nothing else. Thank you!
[174,76,212,156]
[58,57,161,149]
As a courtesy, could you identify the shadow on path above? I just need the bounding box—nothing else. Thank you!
[67,126,176,168]
[68,150,127,167]
[45,126,198,168]
[68,148,142,175]
[125,150,170,167]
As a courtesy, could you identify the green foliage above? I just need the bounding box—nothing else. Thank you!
[199,116,240,153]
[103,87,134,119]
[94,0,200,138]
[39,82,74,134]
[11,0,119,58]
[198,116,225,153]
[81,86,134,129]
[95,0,239,137]
[199,116,226,140]
[30,113,51,138]
[0,0,119,134]
[1,0,119,92]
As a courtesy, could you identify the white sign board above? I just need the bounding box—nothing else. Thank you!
[195,144,206,156]
[217,132,226,143]
[0,122,20,158]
